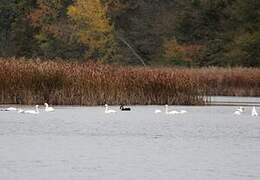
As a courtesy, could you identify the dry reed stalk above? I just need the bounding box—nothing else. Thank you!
[0,58,259,105]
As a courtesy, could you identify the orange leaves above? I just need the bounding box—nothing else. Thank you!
[163,38,203,62]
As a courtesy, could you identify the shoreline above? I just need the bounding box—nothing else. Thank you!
[1,96,260,107]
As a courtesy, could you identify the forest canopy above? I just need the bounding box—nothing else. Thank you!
[0,0,259,67]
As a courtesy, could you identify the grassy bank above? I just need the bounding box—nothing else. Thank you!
[0,58,259,105]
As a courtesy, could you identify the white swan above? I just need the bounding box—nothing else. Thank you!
[105,104,116,114]
[234,110,241,115]
[44,103,55,112]
[22,105,40,115]
[179,110,187,114]
[7,107,17,111]
[154,109,162,114]
[0,107,17,111]
[165,105,179,114]
[252,106,258,116]
[17,108,24,113]
[234,106,245,115]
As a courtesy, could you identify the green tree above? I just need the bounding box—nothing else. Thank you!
[0,0,259,67]
[0,0,36,57]
[195,0,259,67]
[29,0,84,59]
[224,0,260,66]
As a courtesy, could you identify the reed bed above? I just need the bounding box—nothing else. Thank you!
[0,58,259,105]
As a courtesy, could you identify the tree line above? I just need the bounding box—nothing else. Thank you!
[0,0,259,67]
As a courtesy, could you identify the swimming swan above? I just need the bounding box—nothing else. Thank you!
[105,104,116,113]
[120,105,131,111]
[234,110,241,115]
[7,107,17,111]
[252,106,258,116]
[234,106,245,115]
[154,109,162,114]
[165,105,179,114]
[22,105,40,115]
[44,103,55,112]
[0,107,17,111]
[179,110,188,114]
[17,108,24,113]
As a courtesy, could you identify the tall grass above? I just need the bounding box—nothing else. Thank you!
[0,58,259,105]
[192,67,260,96]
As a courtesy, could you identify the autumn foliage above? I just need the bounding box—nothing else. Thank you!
[1,0,258,66]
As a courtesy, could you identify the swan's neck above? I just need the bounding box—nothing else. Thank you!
[45,104,49,108]
[165,106,168,113]
[36,106,39,112]
[105,106,108,111]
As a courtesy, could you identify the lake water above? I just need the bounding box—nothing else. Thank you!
[0,104,260,180]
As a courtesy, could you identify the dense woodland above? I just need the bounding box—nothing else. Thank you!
[0,0,259,67]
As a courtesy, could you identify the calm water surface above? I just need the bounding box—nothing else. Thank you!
[0,104,260,180]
